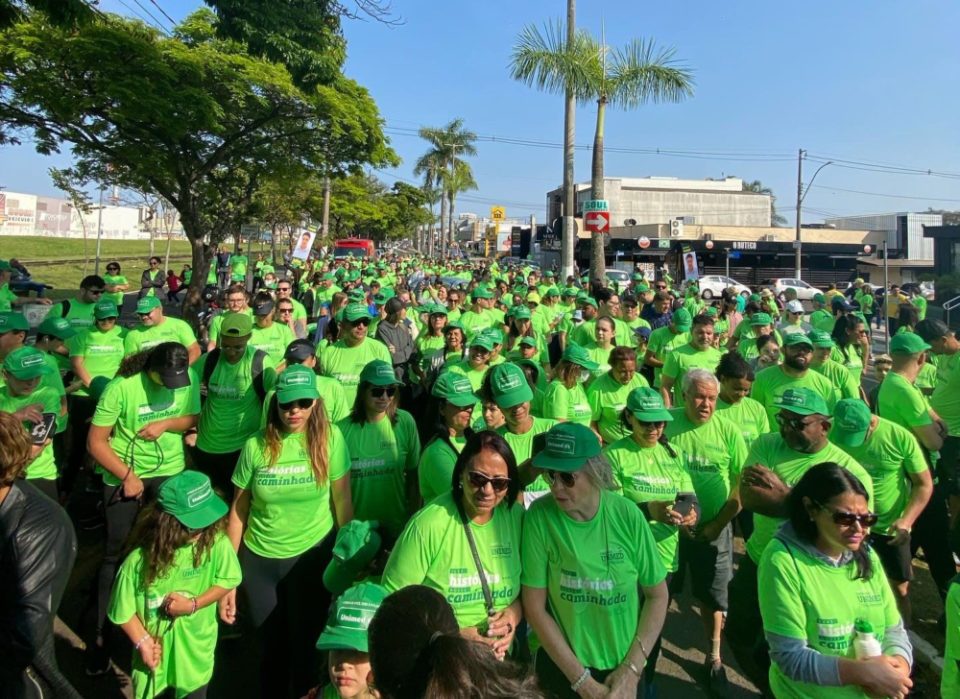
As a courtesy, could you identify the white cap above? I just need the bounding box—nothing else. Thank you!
[786,300,804,314]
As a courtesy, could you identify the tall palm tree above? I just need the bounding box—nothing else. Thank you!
[443,159,478,253]
[415,119,477,257]
[413,155,443,255]
[742,179,788,226]
[511,22,694,283]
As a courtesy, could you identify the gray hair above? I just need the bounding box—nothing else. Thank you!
[580,454,618,491]
[682,368,720,396]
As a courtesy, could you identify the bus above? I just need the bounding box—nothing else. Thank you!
[333,238,376,260]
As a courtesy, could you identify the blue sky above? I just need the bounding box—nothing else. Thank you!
[3,0,959,226]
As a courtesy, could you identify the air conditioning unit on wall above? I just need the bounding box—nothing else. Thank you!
[669,218,684,238]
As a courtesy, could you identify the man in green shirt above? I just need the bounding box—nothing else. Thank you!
[644,307,692,389]
[317,303,391,407]
[229,247,248,284]
[750,332,838,425]
[808,329,861,400]
[0,259,52,311]
[808,292,834,333]
[917,318,960,514]
[660,313,722,408]
[124,296,201,364]
[48,275,105,330]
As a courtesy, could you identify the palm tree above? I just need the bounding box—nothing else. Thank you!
[442,159,478,253]
[742,179,788,226]
[511,22,694,283]
[415,119,477,257]
[414,155,443,255]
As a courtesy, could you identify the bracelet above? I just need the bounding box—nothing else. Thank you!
[122,466,132,482]
[190,597,198,615]
[570,668,591,692]
[133,633,151,650]
[625,660,642,678]
[636,636,649,661]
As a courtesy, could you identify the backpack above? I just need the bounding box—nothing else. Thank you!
[201,348,267,401]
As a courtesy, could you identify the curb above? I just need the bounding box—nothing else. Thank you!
[908,629,944,675]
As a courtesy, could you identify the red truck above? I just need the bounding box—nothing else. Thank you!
[333,238,376,260]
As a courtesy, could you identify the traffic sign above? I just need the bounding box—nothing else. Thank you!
[584,211,611,233]
[490,206,506,221]
[582,199,609,213]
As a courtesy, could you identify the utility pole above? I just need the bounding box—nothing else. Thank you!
[561,0,577,282]
[794,148,804,279]
[321,176,331,243]
[94,184,105,276]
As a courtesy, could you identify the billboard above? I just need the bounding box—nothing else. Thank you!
[291,228,317,261]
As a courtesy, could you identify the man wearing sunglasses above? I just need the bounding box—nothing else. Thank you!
[123,296,201,364]
[48,275,106,330]
[726,388,873,694]
[316,303,391,406]
[750,332,838,426]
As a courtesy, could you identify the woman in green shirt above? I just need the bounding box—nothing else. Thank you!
[225,364,353,697]
[581,316,616,382]
[413,304,448,387]
[542,343,598,427]
[522,422,669,699]
[758,463,912,699]
[417,372,478,504]
[384,430,523,659]
[102,261,129,310]
[587,346,649,445]
[830,315,870,386]
[337,360,421,544]
[138,256,164,299]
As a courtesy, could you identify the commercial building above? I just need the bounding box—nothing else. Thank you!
[825,212,939,285]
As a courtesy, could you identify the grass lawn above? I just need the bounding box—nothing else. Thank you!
[0,236,194,298]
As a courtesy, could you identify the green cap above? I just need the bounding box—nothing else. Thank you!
[221,312,253,337]
[672,308,693,331]
[511,305,531,320]
[431,372,478,407]
[750,312,773,326]
[830,399,872,448]
[813,293,827,304]
[135,296,162,314]
[321,521,383,597]
[343,303,374,322]
[632,273,644,281]
[0,259,10,271]
[469,333,495,352]
[626,387,673,422]
[636,283,650,293]
[488,362,534,409]
[563,287,578,297]
[157,471,228,529]
[483,328,504,345]
[471,286,494,300]
[359,359,398,386]
[782,332,813,347]
[579,296,598,309]
[889,332,930,355]
[748,293,762,303]
[532,422,602,473]
[0,312,29,333]
[94,300,119,320]
[443,321,464,334]
[561,342,599,371]
[37,316,77,340]
[526,291,541,304]
[807,330,834,348]
[545,286,560,298]
[427,304,448,316]
[773,387,830,417]
[275,365,320,403]
[704,305,718,317]
[3,346,52,380]
[518,336,538,349]
[544,270,555,278]
[316,582,387,652]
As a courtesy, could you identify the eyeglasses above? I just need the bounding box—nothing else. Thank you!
[88,289,104,295]
[350,318,371,327]
[638,420,666,430]
[278,308,293,314]
[278,287,291,292]
[814,501,878,528]
[467,471,511,492]
[279,398,315,411]
[775,413,816,431]
[369,386,397,398]
[544,469,577,488]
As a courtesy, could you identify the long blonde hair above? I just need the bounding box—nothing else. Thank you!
[263,395,331,486]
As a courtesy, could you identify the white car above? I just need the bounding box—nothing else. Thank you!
[605,269,631,286]
[761,278,819,301]
[697,275,751,300]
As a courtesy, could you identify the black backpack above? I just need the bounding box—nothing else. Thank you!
[201,348,267,401]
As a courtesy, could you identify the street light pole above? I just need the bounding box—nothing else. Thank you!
[794,149,833,280]
[94,185,105,276]
[883,240,890,355]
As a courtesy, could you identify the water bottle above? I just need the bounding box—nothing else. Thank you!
[852,619,882,659]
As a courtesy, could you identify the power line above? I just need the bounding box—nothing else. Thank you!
[811,184,960,204]
[145,0,177,26]
[129,0,172,33]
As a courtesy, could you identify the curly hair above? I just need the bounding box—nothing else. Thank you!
[128,504,226,588]
[0,412,33,487]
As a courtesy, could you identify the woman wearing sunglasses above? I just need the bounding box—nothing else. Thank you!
[542,343,599,428]
[383,431,523,660]
[338,360,421,545]
[758,463,913,699]
[102,261,129,310]
[225,364,352,697]
[522,422,669,699]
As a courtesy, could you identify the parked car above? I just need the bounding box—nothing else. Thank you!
[900,281,935,301]
[605,269,631,286]
[760,278,819,301]
[697,275,751,299]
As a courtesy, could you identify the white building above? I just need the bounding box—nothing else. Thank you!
[546,176,772,229]
[824,212,939,261]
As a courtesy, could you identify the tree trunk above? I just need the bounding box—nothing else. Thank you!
[163,229,172,278]
[589,97,607,288]
[561,0,577,282]
[448,190,456,254]
[438,188,449,258]
[270,224,278,262]
[427,198,436,257]
[180,222,212,331]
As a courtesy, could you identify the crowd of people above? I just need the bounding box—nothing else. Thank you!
[0,250,958,699]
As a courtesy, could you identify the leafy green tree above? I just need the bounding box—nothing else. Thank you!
[385,181,433,243]
[511,21,693,283]
[742,179,787,226]
[416,118,477,253]
[253,171,327,260]
[0,0,93,28]
[328,172,391,239]
[443,159,477,251]
[0,11,395,308]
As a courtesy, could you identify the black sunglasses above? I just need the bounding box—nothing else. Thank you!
[279,398,315,411]
[350,318,371,327]
[369,386,397,398]
[775,413,816,431]
[467,471,511,493]
[87,289,105,295]
[814,501,878,528]
[544,469,577,488]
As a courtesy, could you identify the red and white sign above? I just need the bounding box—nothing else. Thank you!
[584,211,610,234]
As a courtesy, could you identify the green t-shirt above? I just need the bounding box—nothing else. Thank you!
[208,309,252,347]
[661,345,723,406]
[930,352,960,436]
[739,435,874,564]
[383,493,523,629]
[521,490,667,670]
[92,372,201,486]
[418,434,466,505]
[250,321,295,365]
[67,325,127,397]
[458,309,493,340]
[944,578,960,699]
[812,359,861,401]
[542,380,592,426]
[876,372,932,431]
[102,274,128,308]
[759,537,899,699]
[196,347,277,454]
[229,255,248,281]
[587,372,649,445]
[716,396,771,444]
[0,385,61,480]
[912,295,927,321]
[496,417,557,494]
[830,345,865,386]
[809,309,836,334]
[603,437,693,572]
[646,326,690,388]
[107,535,242,699]
[835,417,928,533]
[444,360,489,392]
[750,365,839,427]
[50,298,97,329]
[123,317,198,357]
[315,375,349,423]
[317,338,392,407]
[231,426,350,558]
[337,410,421,540]
[0,283,17,312]
[665,410,748,523]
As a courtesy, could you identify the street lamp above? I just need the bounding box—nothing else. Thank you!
[794,149,833,279]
